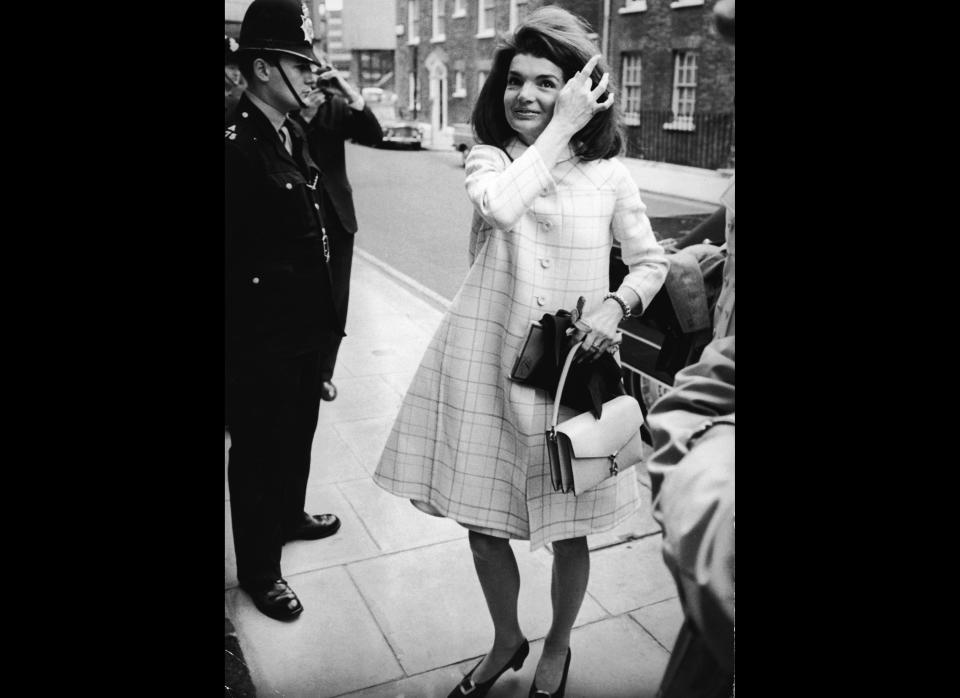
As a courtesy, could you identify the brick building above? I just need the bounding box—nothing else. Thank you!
[610,0,734,168]
[394,0,733,168]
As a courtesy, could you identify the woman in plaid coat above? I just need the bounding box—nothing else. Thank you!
[373,8,668,696]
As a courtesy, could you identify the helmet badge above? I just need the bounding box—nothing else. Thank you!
[300,3,314,43]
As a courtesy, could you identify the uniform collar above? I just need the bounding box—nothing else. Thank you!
[245,90,289,134]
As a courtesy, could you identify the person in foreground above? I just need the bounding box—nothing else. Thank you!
[373,7,668,697]
[225,0,343,622]
[291,56,383,403]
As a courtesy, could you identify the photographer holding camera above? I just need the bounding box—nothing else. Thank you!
[290,54,383,403]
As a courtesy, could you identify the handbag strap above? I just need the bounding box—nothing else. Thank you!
[550,339,585,430]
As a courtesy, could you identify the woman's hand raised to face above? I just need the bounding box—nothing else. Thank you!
[551,54,614,138]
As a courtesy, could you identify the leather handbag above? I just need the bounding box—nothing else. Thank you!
[545,340,647,495]
[510,298,625,418]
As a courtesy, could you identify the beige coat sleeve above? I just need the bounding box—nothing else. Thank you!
[645,335,735,671]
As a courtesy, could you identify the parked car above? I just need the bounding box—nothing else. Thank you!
[609,213,717,440]
[452,122,476,166]
[358,87,423,150]
[378,120,423,150]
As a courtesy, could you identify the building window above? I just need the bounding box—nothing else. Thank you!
[409,71,416,111]
[621,53,641,126]
[477,0,495,38]
[665,51,697,131]
[509,0,529,29]
[619,0,648,14]
[432,0,446,41]
[453,0,466,17]
[669,0,705,8]
[408,0,420,44]
[454,70,466,97]
[477,70,488,93]
[359,50,393,88]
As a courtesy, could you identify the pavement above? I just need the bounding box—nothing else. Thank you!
[224,252,686,697]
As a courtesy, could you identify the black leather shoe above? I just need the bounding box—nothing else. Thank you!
[320,380,337,401]
[243,579,303,621]
[529,648,571,698]
[285,512,341,542]
[448,638,529,698]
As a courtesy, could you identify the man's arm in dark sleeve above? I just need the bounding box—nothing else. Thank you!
[674,206,727,249]
[327,97,383,146]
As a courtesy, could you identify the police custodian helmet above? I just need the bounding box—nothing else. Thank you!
[239,0,322,66]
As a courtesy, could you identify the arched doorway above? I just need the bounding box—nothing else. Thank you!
[425,49,449,147]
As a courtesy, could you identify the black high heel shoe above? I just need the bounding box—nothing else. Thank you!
[528,648,571,698]
[448,638,530,698]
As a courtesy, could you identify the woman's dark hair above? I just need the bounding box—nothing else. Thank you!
[471,5,623,161]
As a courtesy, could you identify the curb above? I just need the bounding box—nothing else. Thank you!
[354,247,453,312]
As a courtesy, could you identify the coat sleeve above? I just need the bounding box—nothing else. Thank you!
[323,97,383,146]
[646,335,736,477]
[464,144,556,231]
[646,334,735,671]
[611,162,669,313]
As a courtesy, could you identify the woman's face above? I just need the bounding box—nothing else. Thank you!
[503,53,565,146]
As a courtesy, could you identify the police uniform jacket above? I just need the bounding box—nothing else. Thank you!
[225,93,342,357]
[291,96,382,234]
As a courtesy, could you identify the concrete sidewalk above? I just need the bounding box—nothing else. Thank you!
[224,254,683,697]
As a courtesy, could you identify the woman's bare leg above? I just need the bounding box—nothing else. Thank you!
[468,530,527,681]
[535,536,589,691]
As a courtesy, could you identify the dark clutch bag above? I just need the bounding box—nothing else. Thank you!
[509,300,624,418]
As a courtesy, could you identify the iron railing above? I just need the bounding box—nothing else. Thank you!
[623,110,735,171]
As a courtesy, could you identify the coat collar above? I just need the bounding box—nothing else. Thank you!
[505,137,577,164]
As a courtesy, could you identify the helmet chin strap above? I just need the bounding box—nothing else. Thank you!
[269,54,308,110]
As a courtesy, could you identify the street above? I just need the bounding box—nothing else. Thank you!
[346,142,717,302]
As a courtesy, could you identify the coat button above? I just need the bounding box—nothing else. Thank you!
[540,258,551,268]
[241,112,248,118]
[536,295,546,306]
[314,203,320,209]
[285,182,293,190]
[252,277,260,284]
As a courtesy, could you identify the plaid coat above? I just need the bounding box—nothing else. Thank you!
[373,140,669,549]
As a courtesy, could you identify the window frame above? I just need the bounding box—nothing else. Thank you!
[669,0,705,8]
[452,0,466,18]
[476,0,495,38]
[408,0,420,45]
[509,0,529,29]
[454,70,466,97]
[619,0,648,14]
[664,50,697,131]
[432,0,446,42]
[620,52,642,126]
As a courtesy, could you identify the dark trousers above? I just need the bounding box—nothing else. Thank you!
[319,229,354,382]
[227,349,324,588]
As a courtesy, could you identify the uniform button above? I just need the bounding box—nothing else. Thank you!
[285,182,293,190]
[314,203,320,209]
[252,277,260,284]
[536,295,546,306]
[241,111,248,118]
[540,258,551,268]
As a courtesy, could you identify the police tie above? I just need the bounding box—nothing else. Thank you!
[278,124,293,156]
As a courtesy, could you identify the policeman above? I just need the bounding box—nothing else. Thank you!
[225,0,342,622]
[224,35,246,118]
